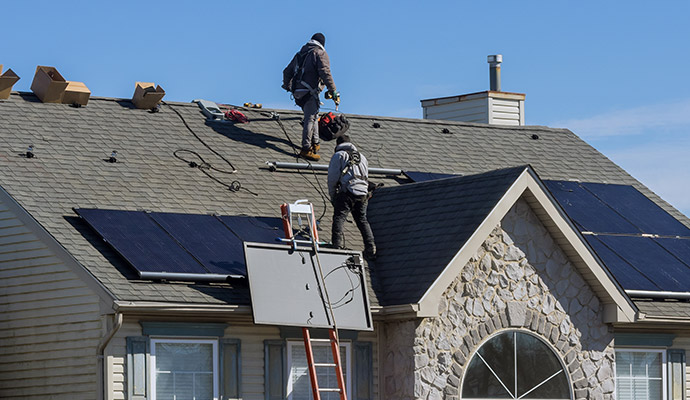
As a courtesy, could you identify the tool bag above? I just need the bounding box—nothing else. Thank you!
[318,112,349,141]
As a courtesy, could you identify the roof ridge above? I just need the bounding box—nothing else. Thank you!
[5,92,573,133]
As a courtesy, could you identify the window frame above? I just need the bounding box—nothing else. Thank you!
[150,337,220,400]
[286,340,352,400]
[461,329,573,400]
[614,348,668,400]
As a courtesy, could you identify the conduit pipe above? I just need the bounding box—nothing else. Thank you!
[266,161,402,176]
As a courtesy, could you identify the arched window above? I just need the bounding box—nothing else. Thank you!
[462,331,571,399]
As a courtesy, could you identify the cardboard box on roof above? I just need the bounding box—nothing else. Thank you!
[0,65,20,100]
[62,81,91,106]
[132,82,165,109]
[31,66,69,103]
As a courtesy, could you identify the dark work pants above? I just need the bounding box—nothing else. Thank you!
[331,190,375,252]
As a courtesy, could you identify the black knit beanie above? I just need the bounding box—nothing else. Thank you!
[311,33,325,47]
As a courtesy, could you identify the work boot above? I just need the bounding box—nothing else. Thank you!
[300,148,320,161]
[312,143,320,153]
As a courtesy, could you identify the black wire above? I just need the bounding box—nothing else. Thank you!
[323,263,362,309]
[164,102,237,172]
[166,102,261,196]
[271,113,331,223]
[173,149,258,196]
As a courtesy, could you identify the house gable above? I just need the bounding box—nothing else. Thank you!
[0,185,115,398]
[382,196,620,399]
[416,167,637,323]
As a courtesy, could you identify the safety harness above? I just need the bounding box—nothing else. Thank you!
[289,41,325,102]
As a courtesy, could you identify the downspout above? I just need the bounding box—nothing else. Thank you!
[98,312,123,400]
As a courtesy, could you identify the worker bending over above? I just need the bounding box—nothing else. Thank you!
[327,135,376,260]
[283,33,340,161]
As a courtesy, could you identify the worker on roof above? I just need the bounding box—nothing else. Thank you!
[283,32,340,162]
[328,135,376,260]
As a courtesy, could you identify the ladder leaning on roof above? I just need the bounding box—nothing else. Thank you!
[280,200,347,400]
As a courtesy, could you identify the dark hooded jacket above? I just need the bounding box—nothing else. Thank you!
[283,40,336,100]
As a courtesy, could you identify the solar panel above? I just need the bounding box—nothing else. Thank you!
[219,216,285,243]
[75,208,292,281]
[590,235,690,292]
[581,182,690,237]
[245,242,373,331]
[543,180,640,234]
[403,171,459,183]
[545,180,690,293]
[655,238,690,271]
[149,213,246,276]
[75,208,208,276]
[584,235,660,291]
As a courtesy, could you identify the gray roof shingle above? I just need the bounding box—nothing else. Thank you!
[1,92,688,313]
[368,166,527,305]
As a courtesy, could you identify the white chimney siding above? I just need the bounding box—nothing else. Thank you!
[421,91,525,126]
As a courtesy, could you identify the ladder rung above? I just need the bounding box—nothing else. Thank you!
[318,388,342,392]
[309,338,332,343]
[313,363,337,367]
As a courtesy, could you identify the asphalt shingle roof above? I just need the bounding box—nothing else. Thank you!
[1,92,688,315]
[368,166,526,305]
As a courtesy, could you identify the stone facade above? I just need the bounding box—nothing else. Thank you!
[381,198,615,400]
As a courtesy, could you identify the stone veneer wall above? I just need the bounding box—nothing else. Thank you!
[381,198,615,400]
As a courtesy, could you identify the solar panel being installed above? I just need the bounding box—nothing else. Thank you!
[75,208,290,281]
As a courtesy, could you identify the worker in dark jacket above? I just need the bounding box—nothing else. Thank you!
[327,135,376,260]
[283,33,339,161]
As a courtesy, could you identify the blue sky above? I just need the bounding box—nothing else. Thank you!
[4,1,689,216]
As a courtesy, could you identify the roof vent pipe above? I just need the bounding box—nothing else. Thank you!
[487,54,502,91]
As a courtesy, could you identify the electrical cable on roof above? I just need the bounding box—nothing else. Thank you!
[267,111,330,223]
[165,102,260,196]
[173,149,258,196]
[164,101,237,172]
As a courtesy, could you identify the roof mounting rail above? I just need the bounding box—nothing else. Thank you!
[266,161,402,176]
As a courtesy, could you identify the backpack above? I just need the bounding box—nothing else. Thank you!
[318,112,350,141]
[282,49,312,94]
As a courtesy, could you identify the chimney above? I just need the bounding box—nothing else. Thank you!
[487,54,501,91]
[421,54,525,126]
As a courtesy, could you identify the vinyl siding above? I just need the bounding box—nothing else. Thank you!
[423,97,489,123]
[422,94,524,126]
[0,200,103,399]
[110,320,380,400]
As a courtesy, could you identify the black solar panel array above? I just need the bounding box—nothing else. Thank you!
[544,181,690,292]
[75,208,287,280]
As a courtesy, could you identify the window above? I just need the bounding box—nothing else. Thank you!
[150,338,219,400]
[287,341,351,400]
[615,350,666,400]
[462,331,571,399]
